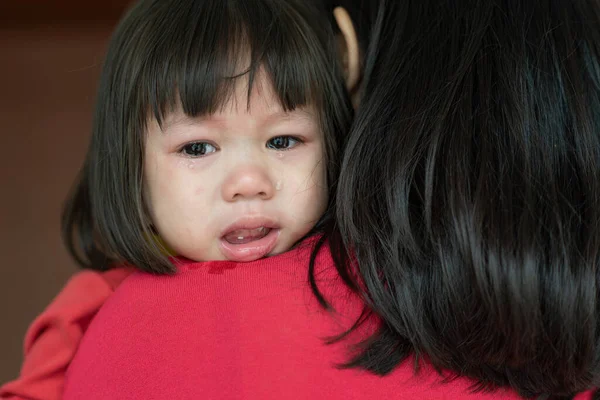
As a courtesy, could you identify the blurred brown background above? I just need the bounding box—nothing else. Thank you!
[0,0,131,385]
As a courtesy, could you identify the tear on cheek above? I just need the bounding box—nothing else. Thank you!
[178,159,197,170]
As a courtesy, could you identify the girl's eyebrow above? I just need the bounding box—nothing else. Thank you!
[263,108,316,125]
[160,107,316,133]
[160,114,194,133]
[161,114,223,133]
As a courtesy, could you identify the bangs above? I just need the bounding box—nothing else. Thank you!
[125,0,332,125]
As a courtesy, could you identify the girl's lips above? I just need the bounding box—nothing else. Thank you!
[223,226,271,244]
[219,228,280,262]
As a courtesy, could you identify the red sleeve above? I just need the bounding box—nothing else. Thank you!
[0,267,133,400]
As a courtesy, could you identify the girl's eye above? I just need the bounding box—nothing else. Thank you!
[266,136,302,150]
[180,142,217,157]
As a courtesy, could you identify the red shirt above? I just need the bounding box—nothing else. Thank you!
[0,267,133,400]
[62,241,593,399]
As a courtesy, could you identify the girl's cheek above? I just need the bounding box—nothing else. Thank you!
[177,159,198,170]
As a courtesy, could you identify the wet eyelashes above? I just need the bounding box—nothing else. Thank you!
[266,136,302,150]
[180,142,217,157]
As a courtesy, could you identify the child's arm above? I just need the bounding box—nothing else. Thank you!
[0,267,133,400]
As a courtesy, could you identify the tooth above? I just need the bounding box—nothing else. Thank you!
[237,236,244,240]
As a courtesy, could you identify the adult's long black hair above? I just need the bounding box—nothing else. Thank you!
[327,0,600,398]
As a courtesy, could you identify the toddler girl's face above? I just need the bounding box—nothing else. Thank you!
[143,72,327,262]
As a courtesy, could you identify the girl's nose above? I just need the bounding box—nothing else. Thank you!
[221,164,275,202]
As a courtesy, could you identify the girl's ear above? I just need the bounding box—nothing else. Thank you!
[333,7,361,95]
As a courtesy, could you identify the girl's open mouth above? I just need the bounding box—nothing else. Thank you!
[220,226,280,262]
[223,226,271,244]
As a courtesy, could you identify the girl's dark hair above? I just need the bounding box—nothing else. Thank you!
[328,0,600,398]
[62,0,352,274]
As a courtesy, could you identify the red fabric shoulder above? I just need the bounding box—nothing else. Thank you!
[0,267,134,400]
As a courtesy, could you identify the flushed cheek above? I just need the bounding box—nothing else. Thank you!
[144,154,180,191]
[148,175,201,219]
[300,159,327,191]
[282,169,328,221]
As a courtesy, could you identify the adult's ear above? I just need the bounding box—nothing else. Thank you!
[333,7,361,95]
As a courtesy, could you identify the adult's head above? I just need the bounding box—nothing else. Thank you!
[332,0,600,397]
